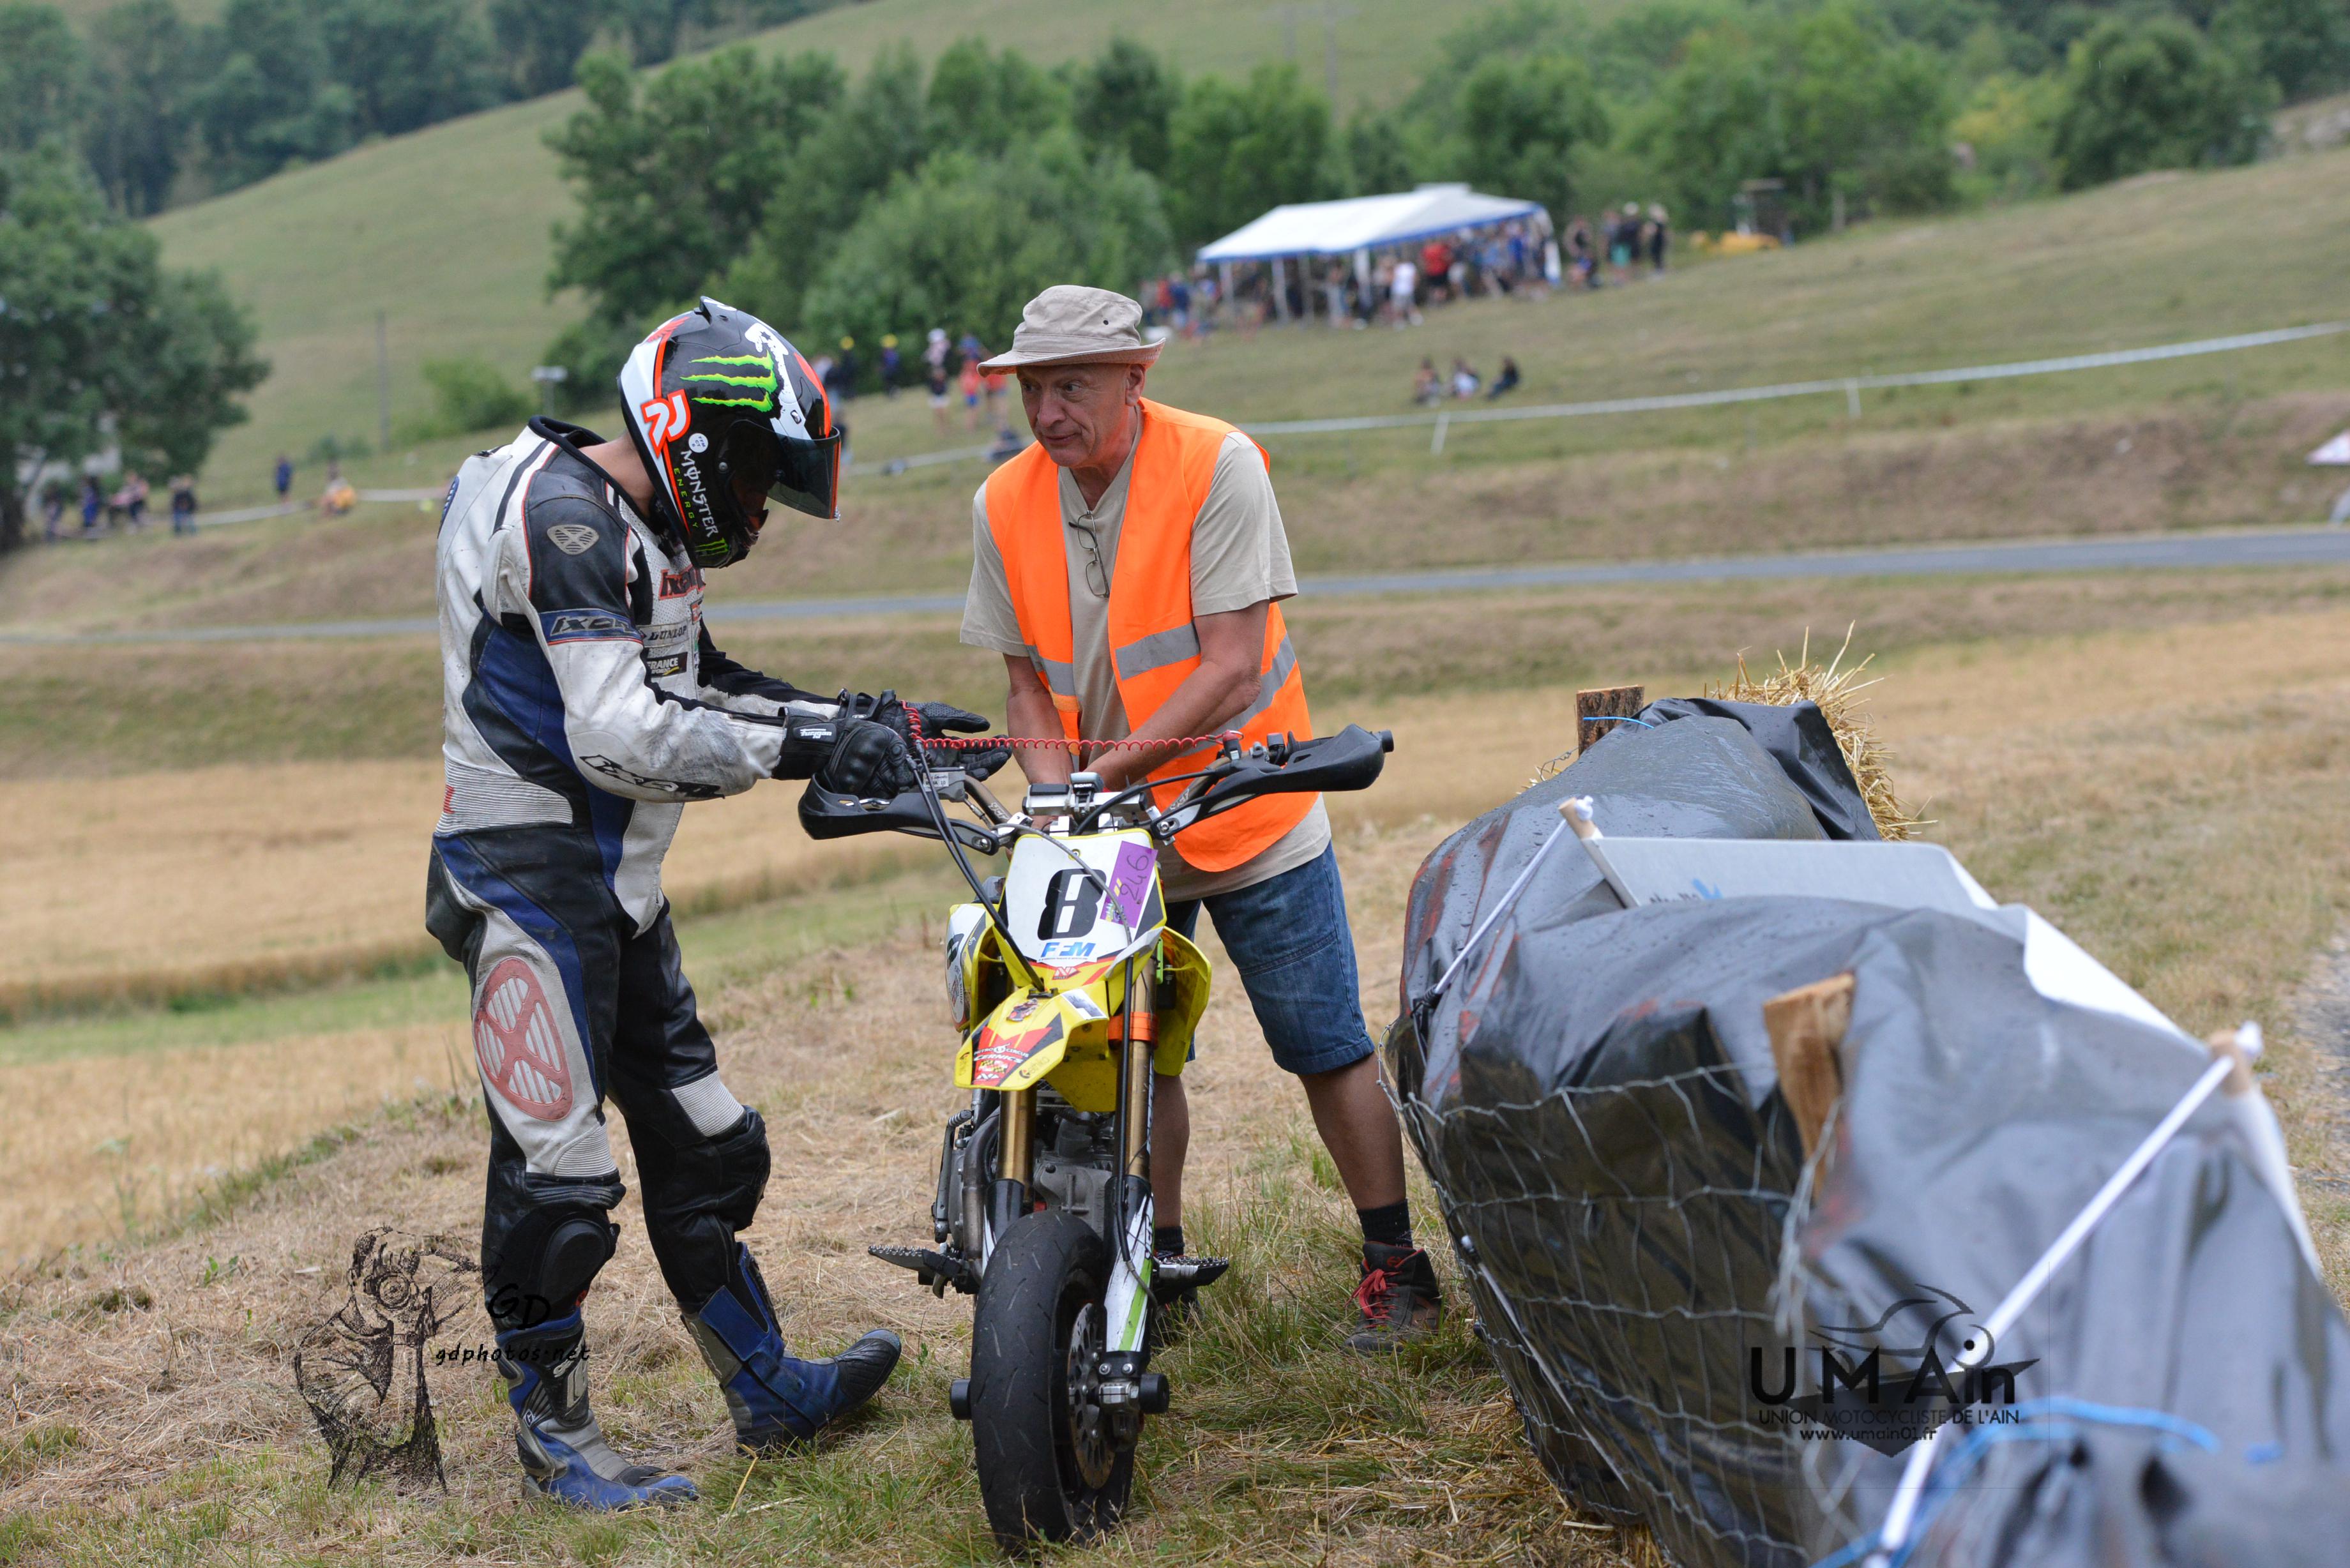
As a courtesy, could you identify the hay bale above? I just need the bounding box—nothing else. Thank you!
[1704,626,1925,841]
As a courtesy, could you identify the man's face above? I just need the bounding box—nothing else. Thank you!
[1019,361,1144,469]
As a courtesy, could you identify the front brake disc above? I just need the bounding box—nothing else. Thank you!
[1064,1302,1116,1489]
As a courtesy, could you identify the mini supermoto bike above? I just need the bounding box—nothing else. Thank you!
[798,722,1391,1551]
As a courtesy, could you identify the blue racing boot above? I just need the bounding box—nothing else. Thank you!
[688,1244,901,1451]
[498,1313,699,1509]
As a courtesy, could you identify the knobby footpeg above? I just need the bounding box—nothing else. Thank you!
[868,1243,979,1297]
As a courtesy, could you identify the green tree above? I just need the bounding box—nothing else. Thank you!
[1781,4,1954,218]
[612,0,713,66]
[0,146,267,550]
[1165,63,1337,246]
[415,356,534,437]
[321,0,499,137]
[1342,110,1417,195]
[925,36,1065,157]
[796,132,1171,363]
[2216,0,2350,100]
[1638,6,1955,231]
[1586,0,1742,95]
[84,0,193,215]
[720,44,930,329]
[0,3,92,156]
[1640,23,1784,227]
[1071,36,1179,177]
[1950,69,2064,200]
[1456,53,1609,222]
[2051,15,2273,188]
[491,0,605,99]
[548,45,844,332]
[192,0,356,189]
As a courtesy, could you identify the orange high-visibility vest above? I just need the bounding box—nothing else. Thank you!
[984,399,1314,873]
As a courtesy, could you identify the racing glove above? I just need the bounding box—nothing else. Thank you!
[874,695,1013,781]
[815,719,918,800]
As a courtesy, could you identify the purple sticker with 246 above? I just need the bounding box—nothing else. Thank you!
[1107,840,1157,925]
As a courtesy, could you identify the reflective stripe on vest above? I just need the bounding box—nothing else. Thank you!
[983,399,1315,873]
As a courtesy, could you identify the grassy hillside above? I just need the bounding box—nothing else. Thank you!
[149,0,1528,495]
[15,141,2334,645]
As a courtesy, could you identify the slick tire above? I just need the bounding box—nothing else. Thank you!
[969,1212,1135,1551]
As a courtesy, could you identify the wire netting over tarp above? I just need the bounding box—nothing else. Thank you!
[1384,702,2350,1568]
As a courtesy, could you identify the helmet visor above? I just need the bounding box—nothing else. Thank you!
[718,421,842,523]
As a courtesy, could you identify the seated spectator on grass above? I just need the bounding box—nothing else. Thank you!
[1487,356,1520,398]
[1451,358,1481,399]
[1413,358,1441,405]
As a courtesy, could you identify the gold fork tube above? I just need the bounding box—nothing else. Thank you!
[998,1087,1035,1186]
[1120,964,1156,1180]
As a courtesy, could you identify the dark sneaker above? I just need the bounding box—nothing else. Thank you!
[1346,1242,1441,1354]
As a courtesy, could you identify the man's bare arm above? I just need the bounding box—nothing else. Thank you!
[1093,601,1267,790]
[1003,654,1073,788]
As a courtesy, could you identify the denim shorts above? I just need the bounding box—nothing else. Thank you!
[1164,845,1377,1077]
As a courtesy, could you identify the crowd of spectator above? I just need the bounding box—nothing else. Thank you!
[805,324,1024,460]
[1128,202,1673,349]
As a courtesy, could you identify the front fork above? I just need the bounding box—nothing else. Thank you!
[980,960,1157,1357]
[1102,958,1156,1361]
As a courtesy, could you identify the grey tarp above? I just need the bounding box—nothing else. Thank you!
[1385,700,2350,1567]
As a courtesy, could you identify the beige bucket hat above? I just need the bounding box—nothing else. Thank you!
[978,285,1164,371]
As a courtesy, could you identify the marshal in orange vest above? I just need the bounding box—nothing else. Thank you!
[983,399,1314,873]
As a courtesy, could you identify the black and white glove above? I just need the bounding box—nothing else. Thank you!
[815,718,918,799]
[870,693,1014,781]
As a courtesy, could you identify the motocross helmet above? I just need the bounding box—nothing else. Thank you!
[617,298,840,568]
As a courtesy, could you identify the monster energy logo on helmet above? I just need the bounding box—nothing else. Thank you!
[683,353,778,412]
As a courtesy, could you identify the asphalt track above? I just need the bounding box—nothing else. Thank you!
[6,525,2347,645]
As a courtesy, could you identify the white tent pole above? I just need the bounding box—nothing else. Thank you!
[1270,255,1290,322]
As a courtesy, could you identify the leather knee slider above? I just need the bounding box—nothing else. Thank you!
[708,1109,771,1233]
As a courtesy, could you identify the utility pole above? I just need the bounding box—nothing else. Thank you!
[1278,3,1300,61]
[1321,1,1355,102]
[1270,2,1351,98]
[375,309,391,452]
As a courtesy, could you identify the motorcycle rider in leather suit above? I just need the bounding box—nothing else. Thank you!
[426,298,997,1508]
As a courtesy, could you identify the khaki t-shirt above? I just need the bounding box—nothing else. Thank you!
[960,414,1331,901]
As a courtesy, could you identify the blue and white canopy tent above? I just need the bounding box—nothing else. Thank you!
[1194,183,1550,322]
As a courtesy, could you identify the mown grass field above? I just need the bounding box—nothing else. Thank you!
[4,599,2350,1565]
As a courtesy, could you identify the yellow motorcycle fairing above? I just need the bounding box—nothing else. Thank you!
[952,922,1213,1113]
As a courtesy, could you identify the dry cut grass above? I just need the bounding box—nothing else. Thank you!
[4,607,2350,1564]
[0,760,916,1016]
[0,1024,469,1270]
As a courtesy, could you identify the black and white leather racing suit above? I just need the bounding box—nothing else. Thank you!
[423,418,843,1333]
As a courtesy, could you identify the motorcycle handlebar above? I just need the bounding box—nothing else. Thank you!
[797,723,1395,848]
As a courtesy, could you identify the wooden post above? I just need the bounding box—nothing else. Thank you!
[1576,685,1645,754]
[1764,972,1856,1162]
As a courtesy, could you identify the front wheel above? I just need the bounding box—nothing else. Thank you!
[969,1212,1136,1550]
